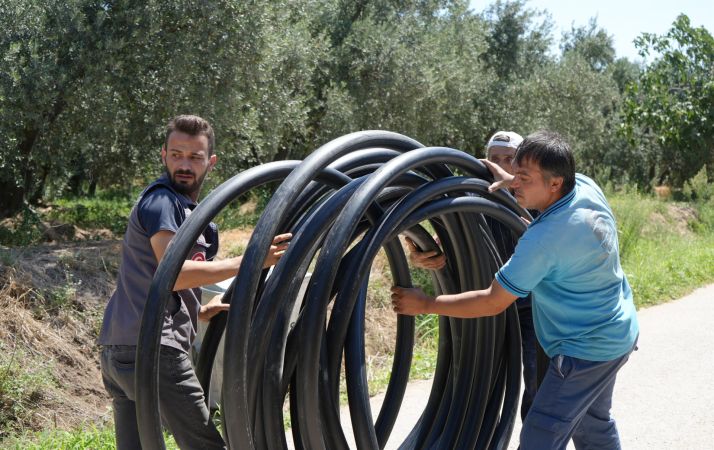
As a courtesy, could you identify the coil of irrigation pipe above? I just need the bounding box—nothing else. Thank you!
[135,130,531,450]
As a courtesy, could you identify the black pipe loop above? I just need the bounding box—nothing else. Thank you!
[135,131,529,450]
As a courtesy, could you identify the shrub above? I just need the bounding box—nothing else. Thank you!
[48,198,132,235]
[683,165,713,203]
[0,208,45,246]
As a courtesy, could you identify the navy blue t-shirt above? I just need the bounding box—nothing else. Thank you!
[98,174,218,353]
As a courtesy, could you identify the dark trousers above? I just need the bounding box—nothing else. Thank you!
[100,344,225,450]
[518,304,538,421]
[520,347,634,450]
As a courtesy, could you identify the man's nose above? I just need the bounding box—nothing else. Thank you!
[177,156,192,169]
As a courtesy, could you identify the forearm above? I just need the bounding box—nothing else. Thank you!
[430,288,509,318]
[173,257,242,290]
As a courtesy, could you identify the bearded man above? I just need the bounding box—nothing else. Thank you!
[98,115,290,449]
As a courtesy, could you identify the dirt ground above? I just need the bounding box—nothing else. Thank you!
[0,240,120,434]
[0,228,398,436]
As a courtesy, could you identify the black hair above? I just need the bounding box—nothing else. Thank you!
[165,115,215,156]
[515,130,576,194]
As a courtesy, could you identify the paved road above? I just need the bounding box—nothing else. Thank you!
[335,283,714,449]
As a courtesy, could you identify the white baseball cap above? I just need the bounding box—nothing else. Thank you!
[486,131,523,151]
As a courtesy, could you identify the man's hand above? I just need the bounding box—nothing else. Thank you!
[391,286,434,316]
[264,233,292,268]
[481,159,515,192]
[199,294,230,322]
[405,237,446,270]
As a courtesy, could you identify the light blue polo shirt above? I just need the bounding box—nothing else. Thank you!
[495,174,639,361]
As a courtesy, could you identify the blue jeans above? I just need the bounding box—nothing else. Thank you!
[520,346,634,450]
[100,344,225,450]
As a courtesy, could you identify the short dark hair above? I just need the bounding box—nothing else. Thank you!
[515,130,576,194]
[164,115,215,156]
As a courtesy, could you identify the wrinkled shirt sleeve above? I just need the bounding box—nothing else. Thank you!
[137,188,184,237]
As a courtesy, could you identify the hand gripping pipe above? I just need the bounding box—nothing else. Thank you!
[135,130,530,450]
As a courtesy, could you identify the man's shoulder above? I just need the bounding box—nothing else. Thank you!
[141,180,179,201]
[516,224,552,253]
[133,182,188,234]
[138,183,184,212]
[575,174,608,200]
[525,207,583,252]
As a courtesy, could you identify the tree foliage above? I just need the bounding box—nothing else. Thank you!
[1,1,711,217]
[561,18,615,73]
[622,14,714,186]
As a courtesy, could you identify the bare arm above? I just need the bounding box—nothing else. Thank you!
[391,278,517,318]
[150,231,292,291]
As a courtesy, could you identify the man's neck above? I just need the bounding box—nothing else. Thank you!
[538,191,565,213]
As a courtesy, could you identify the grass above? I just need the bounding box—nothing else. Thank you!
[0,197,133,246]
[48,197,133,236]
[0,189,266,247]
[621,226,714,307]
[0,344,55,438]
[609,191,714,308]
[3,426,178,449]
[213,185,276,231]
[0,208,45,246]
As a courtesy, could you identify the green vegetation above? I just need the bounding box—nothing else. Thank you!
[610,188,714,308]
[0,196,133,246]
[0,208,45,246]
[621,15,714,187]
[214,186,276,232]
[2,2,712,219]
[624,232,714,307]
[48,197,134,236]
[0,344,55,437]
[4,426,178,449]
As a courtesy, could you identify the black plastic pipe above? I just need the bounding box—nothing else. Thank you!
[135,130,530,450]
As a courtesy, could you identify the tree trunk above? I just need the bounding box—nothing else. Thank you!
[28,164,50,204]
[0,180,26,218]
[0,127,40,218]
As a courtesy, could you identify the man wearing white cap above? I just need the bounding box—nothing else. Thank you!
[483,130,539,421]
[406,130,539,422]
[485,130,523,173]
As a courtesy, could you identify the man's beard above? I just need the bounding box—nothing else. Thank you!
[165,167,208,197]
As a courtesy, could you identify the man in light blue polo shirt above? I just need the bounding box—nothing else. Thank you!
[391,130,639,449]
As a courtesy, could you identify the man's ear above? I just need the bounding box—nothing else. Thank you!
[161,146,167,165]
[209,154,217,171]
[550,176,564,193]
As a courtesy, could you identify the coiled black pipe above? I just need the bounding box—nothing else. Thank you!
[135,130,530,450]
